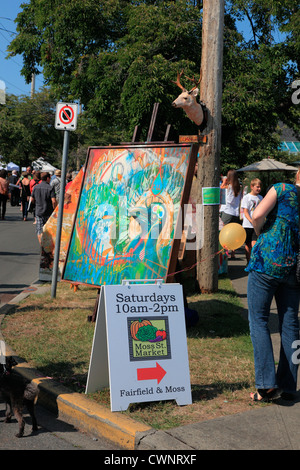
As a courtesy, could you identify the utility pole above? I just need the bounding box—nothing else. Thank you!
[31,73,35,98]
[197,0,225,293]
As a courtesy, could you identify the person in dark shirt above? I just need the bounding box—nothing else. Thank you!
[31,172,57,244]
[0,169,9,219]
[8,170,20,206]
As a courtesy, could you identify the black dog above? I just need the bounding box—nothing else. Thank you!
[0,356,38,437]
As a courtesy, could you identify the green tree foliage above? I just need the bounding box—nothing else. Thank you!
[0,90,63,168]
[221,0,299,169]
[5,0,300,171]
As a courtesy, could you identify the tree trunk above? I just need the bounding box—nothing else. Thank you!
[197,0,225,293]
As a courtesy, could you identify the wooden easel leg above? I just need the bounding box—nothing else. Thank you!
[146,103,159,142]
[88,288,101,322]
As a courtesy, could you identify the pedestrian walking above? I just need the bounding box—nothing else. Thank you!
[19,172,31,221]
[0,169,9,220]
[26,166,33,180]
[8,170,20,206]
[50,169,62,203]
[220,169,242,258]
[31,172,57,244]
[29,171,41,224]
[246,172,300,402]
[241,178,263,263]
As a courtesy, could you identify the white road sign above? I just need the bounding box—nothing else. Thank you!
[55,102,78,131]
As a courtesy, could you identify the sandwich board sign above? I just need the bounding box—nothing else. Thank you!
[55,102,78,131]
[86,281,192,412]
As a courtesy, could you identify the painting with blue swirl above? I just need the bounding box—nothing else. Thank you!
[62,143,197,287]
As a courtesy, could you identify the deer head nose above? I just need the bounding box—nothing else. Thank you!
[172,101,177,107]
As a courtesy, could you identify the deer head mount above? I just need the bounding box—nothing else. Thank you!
[172,70,206,128]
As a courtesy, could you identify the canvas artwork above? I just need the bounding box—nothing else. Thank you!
[62,144,198,287]
[39,169,84,280]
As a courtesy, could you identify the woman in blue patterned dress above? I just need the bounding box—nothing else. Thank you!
[246,175,300,402]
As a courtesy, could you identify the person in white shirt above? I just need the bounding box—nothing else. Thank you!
[220,169,242,258]
[241,178,263,262]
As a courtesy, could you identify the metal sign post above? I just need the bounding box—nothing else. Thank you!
[51,102,78,298]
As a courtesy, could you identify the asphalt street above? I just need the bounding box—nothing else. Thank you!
[0,401,121,450]
[0,204,40,304]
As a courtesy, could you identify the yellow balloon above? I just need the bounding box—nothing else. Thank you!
[219,223,246,251]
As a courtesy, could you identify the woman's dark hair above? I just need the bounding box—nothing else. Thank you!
[0,169,7,178]
[227,170,240,197]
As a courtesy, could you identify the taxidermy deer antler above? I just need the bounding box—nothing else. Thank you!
[172,69,206,128]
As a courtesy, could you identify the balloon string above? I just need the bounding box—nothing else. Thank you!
[166,248,227,278]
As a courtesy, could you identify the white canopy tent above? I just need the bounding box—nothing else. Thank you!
[6,161,20,171]
[32,157,58,172]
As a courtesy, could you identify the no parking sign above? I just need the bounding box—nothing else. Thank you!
[55,102,78,131]
[51,101,78,298]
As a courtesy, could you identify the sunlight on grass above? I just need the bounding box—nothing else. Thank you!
[1,278,256,429]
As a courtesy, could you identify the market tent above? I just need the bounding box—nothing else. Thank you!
[6,161,20,171]
[32,157,58,172]
[237,158,298,172]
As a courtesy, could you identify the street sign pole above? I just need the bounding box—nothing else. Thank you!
[51,102,78,298]
[51,129,70,298]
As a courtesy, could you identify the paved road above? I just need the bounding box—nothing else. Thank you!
[0,204,40,304]
[0,402,121,450]
[0,203,123,450]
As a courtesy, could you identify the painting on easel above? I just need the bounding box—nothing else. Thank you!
[62,143,198,287]
[39,168,84,281]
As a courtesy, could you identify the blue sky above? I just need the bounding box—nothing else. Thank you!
[0,2,44,97]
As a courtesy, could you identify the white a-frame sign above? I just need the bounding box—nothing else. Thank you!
[86,282,192,412]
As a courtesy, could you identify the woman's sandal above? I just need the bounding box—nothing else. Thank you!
[250,388,281,403]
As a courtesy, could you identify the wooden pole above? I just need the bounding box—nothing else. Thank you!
[197,0,225,293]
[147,103,159,142]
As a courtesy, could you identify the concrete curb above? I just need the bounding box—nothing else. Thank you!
[0,282,152,450]
[14,360,152,449]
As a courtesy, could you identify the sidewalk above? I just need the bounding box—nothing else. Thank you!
[1,250,300,450]
[138,250,300,450]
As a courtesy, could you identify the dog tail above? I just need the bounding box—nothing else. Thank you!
[24,382,39,403]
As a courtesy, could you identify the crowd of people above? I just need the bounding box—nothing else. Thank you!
[0,166,77,244]
[220,168,300,403]
[219,169,295,265]
[220,169,263,261]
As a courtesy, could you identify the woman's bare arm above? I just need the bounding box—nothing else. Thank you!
[252,186,277,236]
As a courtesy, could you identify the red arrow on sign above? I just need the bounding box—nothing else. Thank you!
[137,362,166,384]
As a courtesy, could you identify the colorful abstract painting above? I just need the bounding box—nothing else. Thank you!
[62,144,198,287]
[39,169,84,280]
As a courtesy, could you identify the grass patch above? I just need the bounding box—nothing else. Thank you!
[1,278,257,429]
